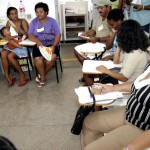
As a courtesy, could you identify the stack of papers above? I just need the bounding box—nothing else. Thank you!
[39,46,52,61]
[75,87,123,105]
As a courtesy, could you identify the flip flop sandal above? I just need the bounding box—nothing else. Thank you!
[7,80,14,87]
[38,81,45,88]
[35,74,41,83]
[18,79,29,87]
[11,77,16,84]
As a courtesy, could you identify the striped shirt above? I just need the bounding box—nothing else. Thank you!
[125,64,150,130]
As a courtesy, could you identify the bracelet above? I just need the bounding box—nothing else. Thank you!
[142,5,144,10]
[126,146,131,150]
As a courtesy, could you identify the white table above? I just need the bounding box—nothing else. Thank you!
[82,60,122,74]
[19,39,36,46]
[75,42,106,60]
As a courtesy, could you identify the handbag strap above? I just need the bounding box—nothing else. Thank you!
[88,87,96,108]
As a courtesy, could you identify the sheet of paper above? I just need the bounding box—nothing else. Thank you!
[75,86,123,104]
[78,32,90,40]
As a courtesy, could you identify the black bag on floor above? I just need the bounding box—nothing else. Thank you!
[71,87,96,135]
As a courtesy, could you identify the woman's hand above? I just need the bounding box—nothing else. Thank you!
[50,45,55,53]
[36,41,42,48]
[96,65,108,73]
[94,83,113,94]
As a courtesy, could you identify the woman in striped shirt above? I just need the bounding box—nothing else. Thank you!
[82,63,150,150]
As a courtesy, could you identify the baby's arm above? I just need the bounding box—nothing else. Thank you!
[9,39,22,48]
[5,34,18,40]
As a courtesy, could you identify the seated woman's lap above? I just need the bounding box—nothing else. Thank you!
[83,107,126,145]
[32,45,59,58]
[84,123,143,150]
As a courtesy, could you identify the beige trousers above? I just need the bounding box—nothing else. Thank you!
[82,106,143,150]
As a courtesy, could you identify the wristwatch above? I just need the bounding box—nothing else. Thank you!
[126,146,130,150]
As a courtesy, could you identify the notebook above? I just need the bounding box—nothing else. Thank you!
[75,86,123,105]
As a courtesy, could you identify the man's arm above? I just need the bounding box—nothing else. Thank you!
[81,29,96,37]
[90,36,111,43]
[122,130,150,150]
[118,0,123,9]
[136,5,150,11]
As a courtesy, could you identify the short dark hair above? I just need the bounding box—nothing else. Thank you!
[0,136,17,150]
[7,7,18,18]
[35,2,49,15]
[0,27,7,37]
[117,20,148,53]
[107,9,124,21]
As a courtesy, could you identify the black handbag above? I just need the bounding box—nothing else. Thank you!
[71,87,96,135]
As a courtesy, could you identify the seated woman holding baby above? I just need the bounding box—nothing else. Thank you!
[1,7,29,87]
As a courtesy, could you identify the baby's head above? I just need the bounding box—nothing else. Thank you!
[0,27,11,37]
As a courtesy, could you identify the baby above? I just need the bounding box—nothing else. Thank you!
[0,27,27,58]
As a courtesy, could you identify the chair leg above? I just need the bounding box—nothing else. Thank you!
[55,61,59,83]
[58,55,63,72]
[26,58,31,80]
[27,47,34,70]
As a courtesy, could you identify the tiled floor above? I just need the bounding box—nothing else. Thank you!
[0,43,83,150]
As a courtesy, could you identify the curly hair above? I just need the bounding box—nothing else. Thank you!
[0,136,17,150]
[35,2,49,15]
[107,9,124,21]
[117,20,148,53]
[0,27,6,37]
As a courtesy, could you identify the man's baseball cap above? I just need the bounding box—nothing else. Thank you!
[97,0,111,6]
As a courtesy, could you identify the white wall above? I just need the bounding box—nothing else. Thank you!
[0,0,57,20]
